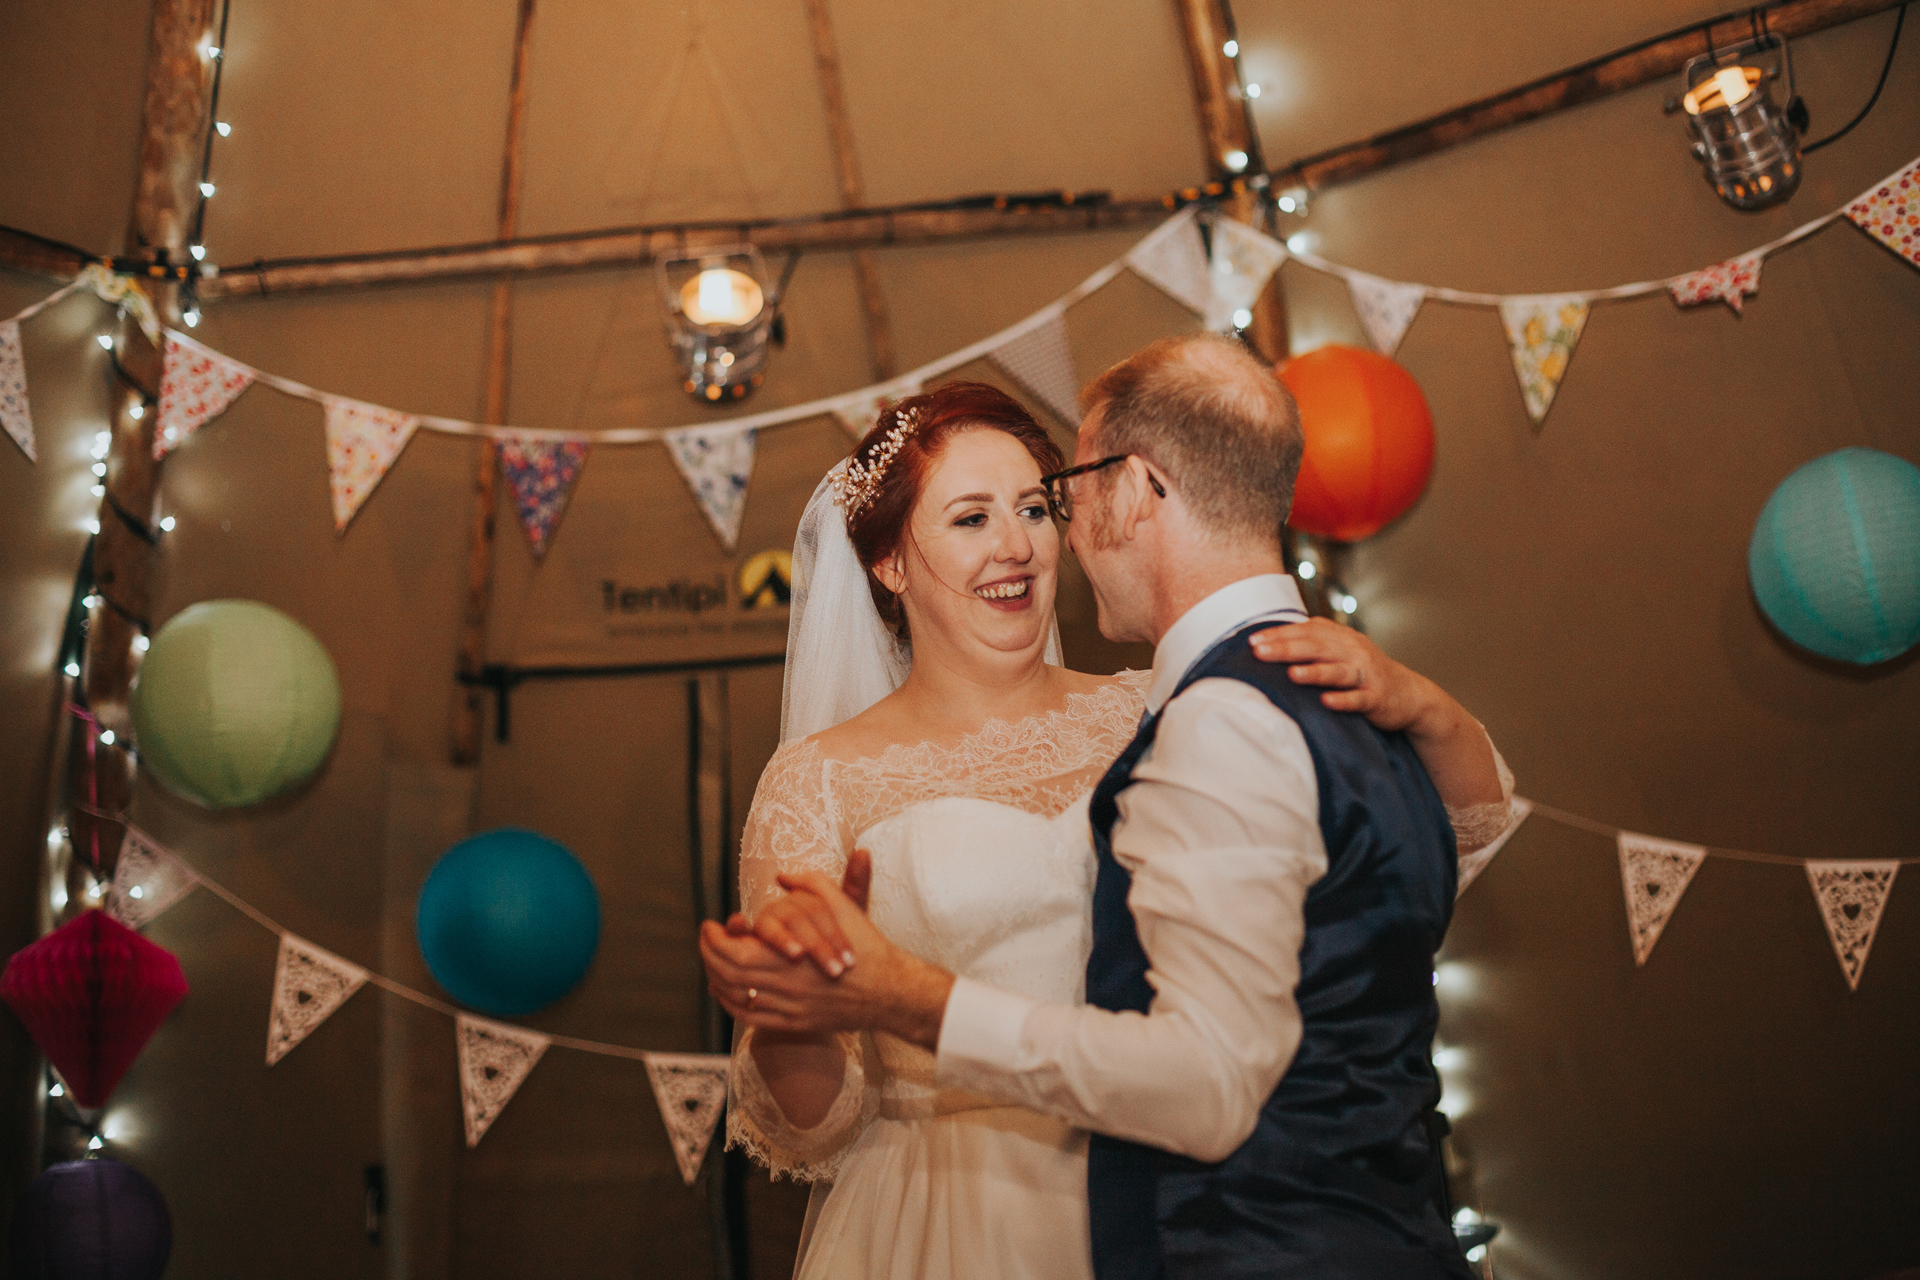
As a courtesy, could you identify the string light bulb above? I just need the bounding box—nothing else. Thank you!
[91,484,105,497]
[159,515,176,532]
[128,402,144,419]
[1244,82,1262,99]
[1222,38,1238,56]
[199,181,216,198]
[63,661,79,678]
[92,462,106,476]
[1232,308,1253,329]
[183,307,202,328]
[190,245,206,261]
[1223,149,1248,172]
[48,1083,63,1098]
[215,121,232,137]
[87,1135,104,1152]
[134,634,150,653]
[84,518,100,534]
[98,729,115,746]
[96,335,114,351]
[1296,560,1316,580]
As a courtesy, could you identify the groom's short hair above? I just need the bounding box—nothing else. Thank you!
[1080,334,1302,545]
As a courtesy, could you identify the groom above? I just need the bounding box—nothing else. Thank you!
[705,333,1474,1279]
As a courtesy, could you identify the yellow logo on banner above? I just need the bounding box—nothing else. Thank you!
[738,550,793,609]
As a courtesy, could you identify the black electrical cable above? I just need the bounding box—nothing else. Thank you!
[1804,3,1906,153]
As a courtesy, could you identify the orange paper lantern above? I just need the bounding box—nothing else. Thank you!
[1276,345,1435,541]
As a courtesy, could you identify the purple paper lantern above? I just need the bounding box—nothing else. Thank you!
[9,1159,172,1280]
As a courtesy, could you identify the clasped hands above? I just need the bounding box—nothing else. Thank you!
[700,619,1446,1043]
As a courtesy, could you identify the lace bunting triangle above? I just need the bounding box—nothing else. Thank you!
[107,827,199,930]
[1,320,35,462]
[498,432,590,556]
[1805,860,1898,991]
[988,310,1081,425]
[1616,833,1707,965]
[266,933,369,1065]
[1456,798,1532,899]
[1667,251,1765,314]
[1347,273,1427,356]
[155,332,254,459]
[1125,207,1216,316]
[1845,158,1920,270]
[832,379,921,441]
[1206,218,1288,330]
[456,1014,551,1147]
[324,396,419,531]
[665,426,756,552]
[1497,295,1588,425]
[643,1051,731,1184]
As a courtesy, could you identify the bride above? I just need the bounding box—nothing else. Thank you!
[718,381,1511,1279]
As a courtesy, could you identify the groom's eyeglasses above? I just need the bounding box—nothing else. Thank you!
[1039,455,1166,523]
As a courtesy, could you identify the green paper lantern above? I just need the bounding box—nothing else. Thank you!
[130,601,342,809]
[1748,448,1920,665]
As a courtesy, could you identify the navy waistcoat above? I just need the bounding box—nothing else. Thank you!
[1085,622,1471,1280]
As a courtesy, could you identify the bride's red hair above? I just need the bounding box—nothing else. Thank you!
[845,381,1065,638]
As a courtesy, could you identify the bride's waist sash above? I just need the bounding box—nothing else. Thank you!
[875,1083,999,1121]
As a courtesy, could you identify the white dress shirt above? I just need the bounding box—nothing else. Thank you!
[935,574,1326,1163]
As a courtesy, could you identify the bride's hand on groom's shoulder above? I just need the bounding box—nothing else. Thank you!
[1249,617,1449,737]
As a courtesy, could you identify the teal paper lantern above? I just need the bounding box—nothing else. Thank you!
[415,829,601,1017]
[1748,448,1920,665]
[129,601,342,808]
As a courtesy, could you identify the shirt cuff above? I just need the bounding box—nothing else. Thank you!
[934,976,1037,1082]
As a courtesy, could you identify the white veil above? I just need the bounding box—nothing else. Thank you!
[781,461,1064,743]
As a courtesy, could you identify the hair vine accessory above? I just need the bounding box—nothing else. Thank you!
[830,404,923,517]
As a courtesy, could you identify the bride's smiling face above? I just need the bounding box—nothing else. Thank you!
[875,428,1059,661]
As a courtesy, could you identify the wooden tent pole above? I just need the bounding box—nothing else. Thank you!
[1273,0,1907,192]
[1170,0,1290,363]
[803,0,896,381]
[450,0,537,766]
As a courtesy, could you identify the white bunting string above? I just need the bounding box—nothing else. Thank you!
[456,1014,551,1147]
[1806,861,1899,991]
[987,306,1082,426]
[1,320,36,462]
[1616,833,1708,966]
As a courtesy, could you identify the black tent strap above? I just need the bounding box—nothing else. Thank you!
[458,653,786,743]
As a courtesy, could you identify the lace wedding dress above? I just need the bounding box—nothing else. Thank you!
[727,665,1516,1280]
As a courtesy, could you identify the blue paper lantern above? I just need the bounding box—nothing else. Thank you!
[416,829,601,1017]
[9,1159,171,1280]
[1748,447,1920,665]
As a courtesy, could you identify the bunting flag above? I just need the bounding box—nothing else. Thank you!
[1498,295,1589,425]
[1845,157,1920,269]
[265,933,369,1065]
[665,427,756,552]
[1347,273,1428,356]
[1206,218,1288,331]
[1124,206,1215,316]
[832,379,922,441]
[1,320,33,462]
[155,333,254,460]
[1617,833,1707,965]
[1456,798,1533,898]
[643,1052,731,1184]
[106,828,199,931]
[78,264,161,344]
[988,311,1082,425]
[1667,251,1765,314]
[455,1013,551,1147]
[323,396,419,531]
[1805,860,1898,990]
[498,433,590,556]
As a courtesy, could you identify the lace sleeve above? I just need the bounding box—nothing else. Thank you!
[1447,728,1517,854]
[725,741,876,1181]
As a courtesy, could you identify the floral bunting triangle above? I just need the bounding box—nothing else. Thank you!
[643,1052,731,1184]
[1456,798,1532,898]
[1668,251,1765,314]
[1845,158,1920,269]
[78,264,161,344]
[665,426,756,552]
[266,933,369,1065]
[1616,833,1707,965]
[498,433,590,556]
[1498,295,1588,425]
[107,827,199,930]
[1347,273,1427,356]
[832,379,921,441]
[155,332,254,460]
[1206,218,1288,330]
[0,320,34,462]
[1125,206,1216,316]
[1805,861,1898,991]
[456,1014,550,1147]
[323,396,418,531]
[988,311,1082,425]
